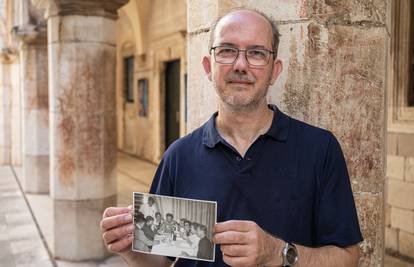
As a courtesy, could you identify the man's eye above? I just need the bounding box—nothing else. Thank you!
[217,48,236,55]
[248,49,267,58]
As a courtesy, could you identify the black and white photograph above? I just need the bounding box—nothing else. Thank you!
[132,192,217,262]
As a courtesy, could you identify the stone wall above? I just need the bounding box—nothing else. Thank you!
[386,132,414,260]
[187,0,389,266]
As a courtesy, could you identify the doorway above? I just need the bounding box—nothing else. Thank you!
[164,60,181,150]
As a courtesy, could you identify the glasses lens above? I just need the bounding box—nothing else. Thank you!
[246,49,270,66]
[214,47,238,64]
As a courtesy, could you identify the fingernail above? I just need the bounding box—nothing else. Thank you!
[124,214,132,221]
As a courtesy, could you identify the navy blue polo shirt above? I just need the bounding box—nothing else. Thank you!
[149,105,363,267]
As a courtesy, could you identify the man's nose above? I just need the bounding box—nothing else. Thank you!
[233,51,249,71]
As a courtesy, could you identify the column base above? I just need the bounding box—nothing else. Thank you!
[53,195,116,261]
[23,155,49,193]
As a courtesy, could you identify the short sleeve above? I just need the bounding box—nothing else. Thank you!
[149,153,175,196]
[315,133,363,247]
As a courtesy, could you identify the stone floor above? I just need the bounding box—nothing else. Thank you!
[0,166,53,267]
[0,152,156,267]
[1,151,413,266]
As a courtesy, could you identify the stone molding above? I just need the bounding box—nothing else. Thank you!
[47,0,129,19]
[12,24,47,45]
[0,47,18,64]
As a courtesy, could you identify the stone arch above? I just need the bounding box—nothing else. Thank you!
[119,0,150,56]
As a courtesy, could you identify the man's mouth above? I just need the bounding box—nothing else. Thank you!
[228,80,253,84]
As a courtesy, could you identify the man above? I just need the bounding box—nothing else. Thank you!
[142,216,155,243]
[159,213,177,234]
[182,220,191,237]
[139,197,158,219]
[133,215,153,253]
[100,8,362,267]
[152,212,164,233]
[196,225,213,260]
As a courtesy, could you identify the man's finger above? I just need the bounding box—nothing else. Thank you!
[220,244,249,257]
[222,253,250,267]
[103,207,132,218]
[214,220,255,234]
[107,234,134,253]
[213,231,248,245]
[101,213,133,231]
[103,223,135,244]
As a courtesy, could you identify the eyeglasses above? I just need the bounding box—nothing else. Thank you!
[210,46,274,66]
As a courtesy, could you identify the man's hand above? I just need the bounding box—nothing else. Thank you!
[213,220,283,267]
[100,206,135,254]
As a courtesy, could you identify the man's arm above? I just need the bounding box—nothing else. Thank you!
[100,207,173,267]
[294,244,359,267]
[214,220,359,267]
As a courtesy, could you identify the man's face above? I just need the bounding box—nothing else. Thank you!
[197,228,205,237]
[166,215,173,222]
[202,10,282,110]
[156,214,161,220]
[184,222,190,231]
[146,220,153,226]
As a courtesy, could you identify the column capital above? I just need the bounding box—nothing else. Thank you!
[12,24,47,45]
[0,47,18,64]
[46,0,129,19]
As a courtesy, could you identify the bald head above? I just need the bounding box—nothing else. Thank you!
[208,8,280,58]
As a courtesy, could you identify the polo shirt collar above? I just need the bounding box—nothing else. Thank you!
[202,112,221,148]
[265,104,290,142]
[202,104,290,148]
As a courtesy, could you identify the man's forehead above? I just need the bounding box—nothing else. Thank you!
[214,10,272,44]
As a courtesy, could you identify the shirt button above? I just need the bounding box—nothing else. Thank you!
[236,156,242,161]
[246,157,251,161]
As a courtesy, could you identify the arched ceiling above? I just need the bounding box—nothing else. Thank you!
[120,0,150,55]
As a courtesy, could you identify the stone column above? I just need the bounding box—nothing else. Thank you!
[0,51,13,165]
[47,0,128,261]
[188,1,388,266]
[14,25,49,193]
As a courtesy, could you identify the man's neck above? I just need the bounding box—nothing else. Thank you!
[216,101,274,157]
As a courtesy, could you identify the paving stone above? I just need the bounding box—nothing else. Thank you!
[5,211,33,226]
[16,259,54,267]
[56,260,98,267]
[8,224,39,240]
[0,240,16,267]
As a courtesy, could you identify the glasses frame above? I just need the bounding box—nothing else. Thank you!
[210,46,275,66]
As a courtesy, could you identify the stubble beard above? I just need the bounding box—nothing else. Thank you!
[215,81,271,112]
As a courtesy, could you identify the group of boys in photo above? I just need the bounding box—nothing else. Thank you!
[134,197,213,260]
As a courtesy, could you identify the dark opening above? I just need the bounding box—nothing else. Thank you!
[409,3,414,106]
[165,60,181,150]
[124,56,134,103]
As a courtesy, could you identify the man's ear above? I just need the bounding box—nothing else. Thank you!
[269,59,283,85]
[202,56,213,81]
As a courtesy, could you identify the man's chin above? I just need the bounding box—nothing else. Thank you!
[222,98,259,110]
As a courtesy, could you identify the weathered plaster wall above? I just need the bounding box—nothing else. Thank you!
[117,0,187,163]
[187,0,389,266]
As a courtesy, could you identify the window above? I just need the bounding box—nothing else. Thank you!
[409,2,414,107]
[124,56,134,103]
[138,79,149,117]
[390,0,414,121]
